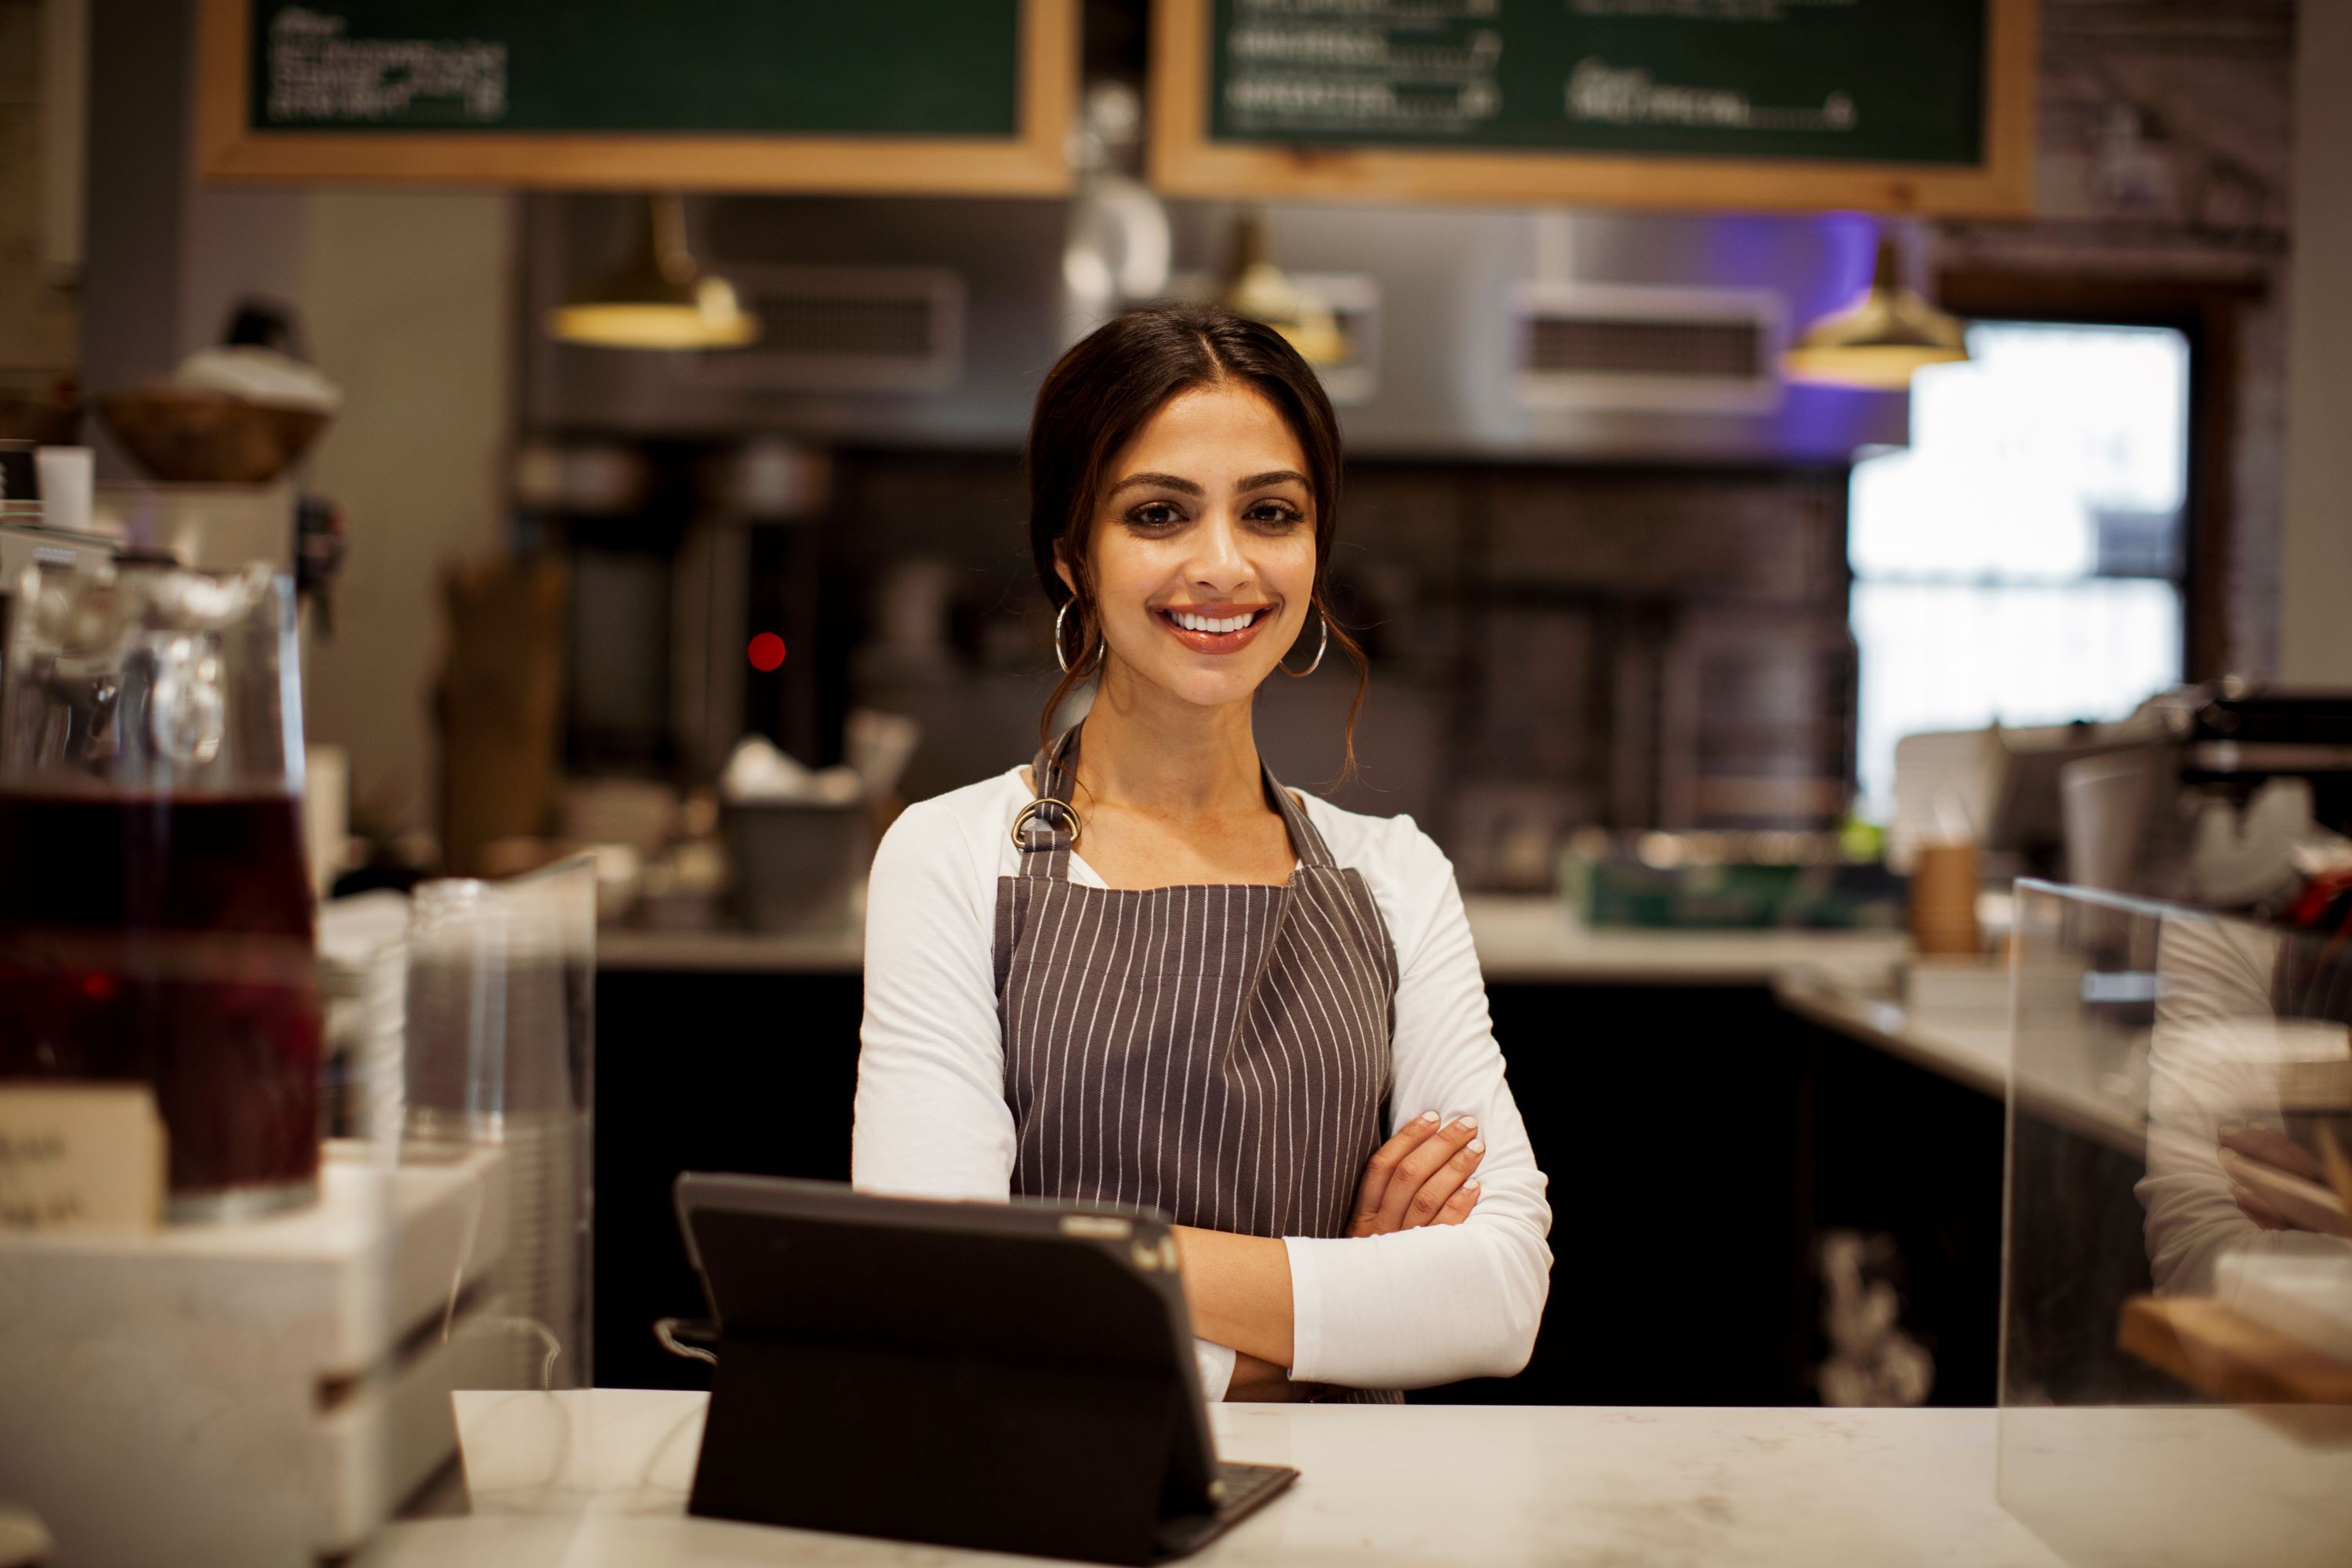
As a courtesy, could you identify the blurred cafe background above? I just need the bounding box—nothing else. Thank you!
[2,2,2350,1564]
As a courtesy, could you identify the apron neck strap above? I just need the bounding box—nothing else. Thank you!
[1014,725,1083,879]
[1015,723,1339,878]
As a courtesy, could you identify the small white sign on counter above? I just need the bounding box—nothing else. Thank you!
[0,1083,165,1232]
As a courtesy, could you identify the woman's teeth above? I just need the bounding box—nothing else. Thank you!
[1168,609,1260,633]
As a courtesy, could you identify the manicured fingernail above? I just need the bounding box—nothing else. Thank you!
[1458,1116,1478,1131]
[1465,1177,1480,1191]
[1420,1110,1439,1123]
[1469,1138,1486,1153]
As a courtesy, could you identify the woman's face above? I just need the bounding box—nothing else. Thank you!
[1062,381,1318,713]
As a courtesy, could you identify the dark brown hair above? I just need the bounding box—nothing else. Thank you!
[1024,303,1367,772]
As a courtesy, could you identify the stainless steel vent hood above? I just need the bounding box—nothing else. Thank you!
[1514,281,1783,415]
[520,194,1908,463]
[674,265,965,395]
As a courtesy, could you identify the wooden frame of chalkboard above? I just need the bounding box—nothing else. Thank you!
[1149,0,2035,219]
[196,0,1077,195]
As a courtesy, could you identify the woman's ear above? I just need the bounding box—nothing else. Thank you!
[1052,543,1078,602]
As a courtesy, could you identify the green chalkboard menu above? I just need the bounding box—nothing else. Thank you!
[198,0,1078,194]
[1152,0,2034,216]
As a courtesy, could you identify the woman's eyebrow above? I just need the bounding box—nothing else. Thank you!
[1105,471,1203,499]
[1236,469,1309,492]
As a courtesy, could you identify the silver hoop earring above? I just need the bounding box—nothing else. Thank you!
[1281,611,1328,677]
[1053,601,1103,676]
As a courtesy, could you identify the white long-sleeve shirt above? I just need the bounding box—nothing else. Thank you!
[851,765,1554,1397]
[2137,916,2352,1295]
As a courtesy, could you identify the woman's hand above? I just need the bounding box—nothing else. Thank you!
[2219,1121,2350,1235]
[1171,1112,1486,1377]
[1347,1112,1485,1237]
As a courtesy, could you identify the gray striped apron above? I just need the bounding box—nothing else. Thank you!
[993,725,1402,1399]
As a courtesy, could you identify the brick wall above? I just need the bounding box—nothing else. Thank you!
[817,449,1857,881]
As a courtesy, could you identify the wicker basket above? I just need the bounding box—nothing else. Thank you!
[96,387,330,484]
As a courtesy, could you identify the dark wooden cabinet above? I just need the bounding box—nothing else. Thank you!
[593,966,863,1391]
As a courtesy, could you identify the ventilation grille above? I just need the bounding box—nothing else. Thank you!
[680,266,964,394]
[757,295,939,360]
[1526,316,1765,379]
[1515,284,1784,415]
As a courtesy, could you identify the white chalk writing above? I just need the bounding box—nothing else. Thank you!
[1566,58,1855,132]
[266,8,508,125]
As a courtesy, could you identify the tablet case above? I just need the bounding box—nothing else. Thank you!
[675,1175,1295,1565]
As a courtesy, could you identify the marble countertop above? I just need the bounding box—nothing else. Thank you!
[1458,897,1905,986]
[595,923,865,974]
[1774,970,2018,1102]
[1773,971,2148,1152]
[379,1389,2056,1567]
[598,894,1910,986]
[377,1388,2350,1566]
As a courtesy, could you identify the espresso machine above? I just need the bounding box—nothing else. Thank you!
[1984,683,2352,910]
[0,440,122,679]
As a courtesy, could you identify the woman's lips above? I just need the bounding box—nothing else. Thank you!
[1156,606,1272,656]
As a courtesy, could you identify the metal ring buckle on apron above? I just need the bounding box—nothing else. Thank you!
[1011,796,1082,849]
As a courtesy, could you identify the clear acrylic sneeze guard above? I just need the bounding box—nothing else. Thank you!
[1999,882,2352,1566]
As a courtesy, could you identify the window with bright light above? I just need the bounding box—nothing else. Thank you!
[1849,320,2190,821]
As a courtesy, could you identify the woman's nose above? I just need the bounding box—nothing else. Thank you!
[1184,511,1252,589]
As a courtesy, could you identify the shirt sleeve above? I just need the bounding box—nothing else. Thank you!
[1279,820,1555,1390]
[1192,1339,1236,1402]
[851,800,1017,1199]
[850,791,1243,1398]
[2135,917,2331,1295]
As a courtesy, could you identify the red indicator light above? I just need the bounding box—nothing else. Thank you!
[747,633,787,672]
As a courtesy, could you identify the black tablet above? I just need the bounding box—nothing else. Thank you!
[672,1173,1298,1566]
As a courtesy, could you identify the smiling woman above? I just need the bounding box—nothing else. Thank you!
[1027,306,1367,768]
[851,305,1554,1404]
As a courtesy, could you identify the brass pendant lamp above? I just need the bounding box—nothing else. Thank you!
[1783,232,1969,390]
[548,193,760,352]
[1216,210,1348,367]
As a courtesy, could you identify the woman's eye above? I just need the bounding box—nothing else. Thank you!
[1248,501,1305,528]
[1126,502,1185,528]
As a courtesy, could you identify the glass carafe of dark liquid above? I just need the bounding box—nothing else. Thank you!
[0,557,321,1221]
